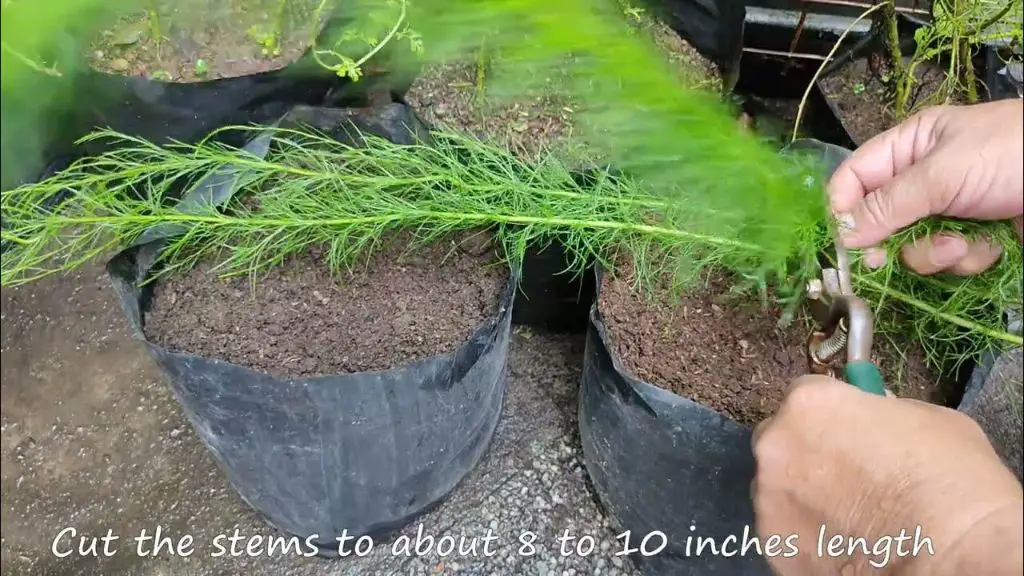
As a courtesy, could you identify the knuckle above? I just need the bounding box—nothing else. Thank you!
[918,104,954,127]
[786,377,834,411]
[752,424,790,464]
[860,191,891,228]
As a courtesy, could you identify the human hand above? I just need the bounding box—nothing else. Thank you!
[828,99,1024,275]
[751,375,1023,576]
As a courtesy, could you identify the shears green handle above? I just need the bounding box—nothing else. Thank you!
[844,361,887,396]
[823,296,888,396]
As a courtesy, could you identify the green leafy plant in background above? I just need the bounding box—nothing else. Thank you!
[880,0,1023,118]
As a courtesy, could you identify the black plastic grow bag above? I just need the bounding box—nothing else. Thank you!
[578,275,771,576]
[96,101,514,555]
[577,139,1020,575]
[0,14,413,192]
[107,239,514,554]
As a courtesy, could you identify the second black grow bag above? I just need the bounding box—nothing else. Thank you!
[578,278,770,576]
[577,140,848,576]
[108,241,514,554]
[577,139,1019,575]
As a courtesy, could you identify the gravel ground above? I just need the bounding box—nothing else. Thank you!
[0,262,639,576]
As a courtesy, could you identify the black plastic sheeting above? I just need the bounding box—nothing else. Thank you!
[98,102,514,555]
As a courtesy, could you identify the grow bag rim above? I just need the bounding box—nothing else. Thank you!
[586,141,854,425]
[106,240,519,382]
[587,266,757,429]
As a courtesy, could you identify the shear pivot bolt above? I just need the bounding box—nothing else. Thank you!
[806,279,823,300]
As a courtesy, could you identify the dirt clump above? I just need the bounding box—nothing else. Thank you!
[599,266,941,427]
[144,233,508,378]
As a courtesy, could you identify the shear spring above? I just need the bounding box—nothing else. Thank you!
[813,318,848,362]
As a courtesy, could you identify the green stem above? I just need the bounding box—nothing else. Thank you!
[1,41,62,77]
[22,207,765,251]
[961,39,978,104]
[882,0,910,119]
[124,152,690,213]
[310,0,407,76]
[856,275,1022,346]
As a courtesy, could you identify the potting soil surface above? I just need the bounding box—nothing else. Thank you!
[89,0,316,81]
[599,268,942,427]
[820,57,950,145]
[144,234,508,377]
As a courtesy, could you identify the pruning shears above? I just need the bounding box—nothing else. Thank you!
[805,243,887,396]
[786,138,887,396]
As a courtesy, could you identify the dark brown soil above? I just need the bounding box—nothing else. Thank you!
[144,233,508,378]
[820,57,949,144]
[89,0,316,82]
[599,267,942,427]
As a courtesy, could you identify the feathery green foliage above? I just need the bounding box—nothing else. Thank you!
[0,127,826,291]
[847,219,1022,370]
[1,0,1021,379]
[2,127,1021,376]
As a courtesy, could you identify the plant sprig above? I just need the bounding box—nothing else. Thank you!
[310,0,423,81]
[2,126,1020,376]
[0,127,815,285]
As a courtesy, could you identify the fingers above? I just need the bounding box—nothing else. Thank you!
[839,159,948,249]
[828,109,940,215]
[900,234,1004,275]
[752,375,901,450]
[827,108,951,250]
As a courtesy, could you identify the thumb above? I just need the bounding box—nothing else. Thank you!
[839,158,944,249]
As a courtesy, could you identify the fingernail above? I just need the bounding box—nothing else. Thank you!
[863,248,887,269]
[834,212,856,246]
[834,212,856,233]
[929,235,969,267]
